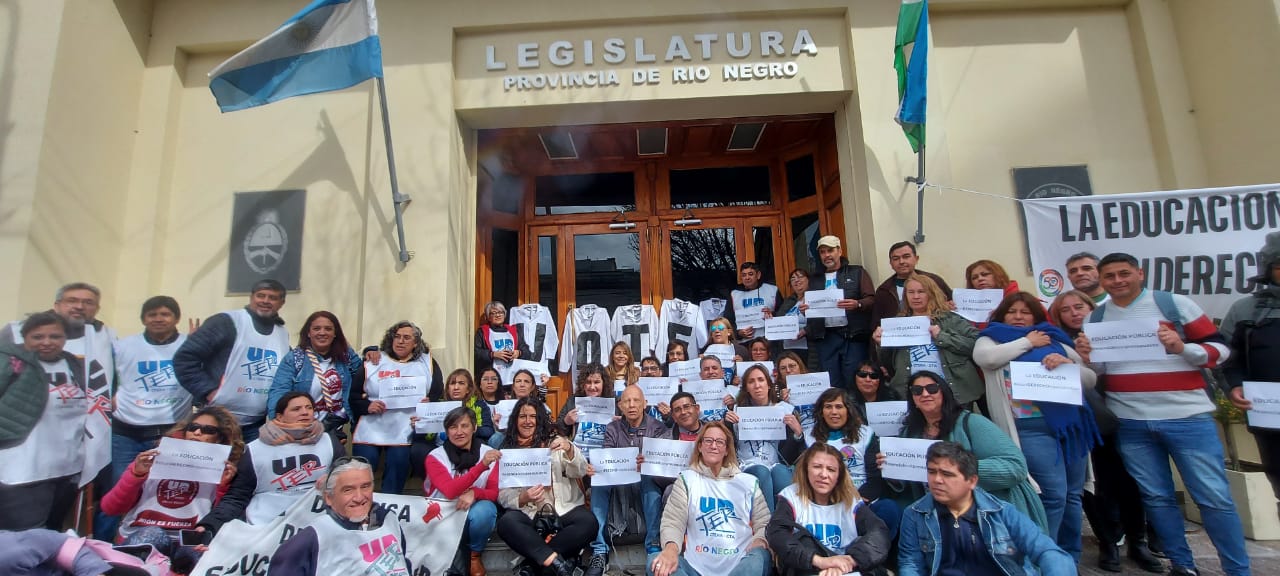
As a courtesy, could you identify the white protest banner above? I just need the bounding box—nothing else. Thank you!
[953,289,1005,324]
[866,401,909,438]
[1009,362,1082,405]
[764,315,801,341]
[151,437,231,484]
[575,396,616,425]
[736,361,775,378]
[685,379,728,421]
[1024,184,1280,320]
[638,377,678,406]
[880,316,932,347]
[880,437,940,483]
[641,438,695,477]
[785,372,831,406]
[668,359,701,380]
[499,448,552,489]
[735,405,788,441]
[1082,319,1167,362]
[414,401,462,434]
[492,399,520,431]
[734,304,766,329]
[192,489,466,576]
[804,288,844,319]
[503,358,550,384]
[1243,382,1280,429]
[379,375,427,410]
[589,447,641,486]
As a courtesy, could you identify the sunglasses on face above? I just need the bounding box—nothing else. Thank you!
[711,325,729,331]
[855,370,881,379]
[910,383,941,396]
[186,424,221,436]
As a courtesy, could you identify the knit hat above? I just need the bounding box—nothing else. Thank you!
[1255,231,1280,285]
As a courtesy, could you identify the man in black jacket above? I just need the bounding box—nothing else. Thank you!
[802,236,875,390]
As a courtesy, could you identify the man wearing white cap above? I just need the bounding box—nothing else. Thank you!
[799,235,875,390]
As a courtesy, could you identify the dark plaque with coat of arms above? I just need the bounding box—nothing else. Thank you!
[227,190,305,293]
[1012,166,1092,272]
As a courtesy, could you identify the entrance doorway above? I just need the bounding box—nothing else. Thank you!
[477,114,845,333]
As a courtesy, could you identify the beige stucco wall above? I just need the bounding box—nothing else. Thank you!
[3,0,1273,372]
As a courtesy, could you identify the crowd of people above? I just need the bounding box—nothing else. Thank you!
[1,230,1277,576]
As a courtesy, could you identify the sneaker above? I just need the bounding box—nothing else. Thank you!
[1167,566,1200,576]
[584,554,607,576]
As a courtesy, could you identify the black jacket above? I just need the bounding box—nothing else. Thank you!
[806,261,876,341]
[175,307,285,402]
[779,432,887,502]
[766,493,891,576]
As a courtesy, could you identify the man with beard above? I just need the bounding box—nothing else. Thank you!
[175,279,289,442]
[801,235,875,389]
[1066,252,1108,303]
[268,458,411,575]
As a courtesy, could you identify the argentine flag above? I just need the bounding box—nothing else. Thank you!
[209,0,382,112]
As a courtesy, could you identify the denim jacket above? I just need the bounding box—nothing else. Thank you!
[898,487,1073,576]
[266,346,362,420]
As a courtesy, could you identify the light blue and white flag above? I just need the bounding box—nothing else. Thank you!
[209,0,383,112]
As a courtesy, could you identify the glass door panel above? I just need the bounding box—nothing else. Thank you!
[573,232,641,315]
[668,226,737,304]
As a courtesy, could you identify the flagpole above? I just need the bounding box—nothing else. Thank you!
[375,76,413,263]
[908,144,926,244]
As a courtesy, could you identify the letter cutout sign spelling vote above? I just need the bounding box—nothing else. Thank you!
[641,438,695,478]
[590,447,641,486]
[879,437,939,483]
[499,448,552,489]
[1023,183,1280,319]
[151,437,232,485]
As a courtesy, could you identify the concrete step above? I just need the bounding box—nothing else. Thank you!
[482,542,649,576]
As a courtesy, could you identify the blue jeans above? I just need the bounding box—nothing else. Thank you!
[1016,417,1087,560]
[1117,415,1250,575]
[352,444,411,495]
[591,476,663,554]
[111,433,162,485]
[816,337,867,391]
[868,498,901,541]
[645,547,770,576]
[465,500,498,552]
[742,463,792,513]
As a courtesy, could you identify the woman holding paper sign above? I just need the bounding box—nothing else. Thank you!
[702,317,749,363]
[878,371,1049,533]
[664,341,690,377]
[436,369,496,447]
[103,406,244,546]
[767,443,892,576]
[650,421,771,576]
[974,291,1100,560]
[873,274,983,407]
[425,406,503,576]
[497,398,596,576]
[557,363,615,453]
[724,364,803,511]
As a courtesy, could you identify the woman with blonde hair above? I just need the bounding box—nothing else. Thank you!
[605,341,640,388]
[649,421,771,576]
[767,443,891,576]
[873,273,982,406]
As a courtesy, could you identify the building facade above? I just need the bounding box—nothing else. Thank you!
[2,0,1279,369]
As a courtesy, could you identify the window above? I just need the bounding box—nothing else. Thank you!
[669,166,771,209]
[491,229,520,307]
[790,213,820,275]
[535,172,636,215]
[785,155,817,201]
[538,235,558,316]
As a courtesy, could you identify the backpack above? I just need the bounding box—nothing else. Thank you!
[55,535,172,576]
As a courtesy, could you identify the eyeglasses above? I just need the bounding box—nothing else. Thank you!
[700,437,727,447]
[855,370,881,379]
[910,383,941,396]
[185,423,221,436]
[332,455,371,467]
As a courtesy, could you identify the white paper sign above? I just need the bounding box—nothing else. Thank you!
[1009,362,1082,405]
[785,372,832,406]
[685,379,728,421]
[589,447,641,486]
[1243,382,1280,429]
[414,401,463,434]
[575,396,616,425]
[735,405,789,441]
[703,344,737,365]
[151,437,232,484]
[380,375,428,410]
[667,359,701,380]
[736,361,775,378]
[880,316,933,347]
[953,289,1005,323]
[638,377,678,406]
[1082,319,1168,362]
[866,401,909,438]
[880,437,940,482]
[492,399,520,431]
[502,358,550,384]
[641,438,695,478]
[498,448,552,489]
[734,304,766,329]
[804,289,845,318]
[764,315,801,340]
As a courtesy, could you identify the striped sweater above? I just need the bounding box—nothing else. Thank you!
[1094,290,1229,420]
